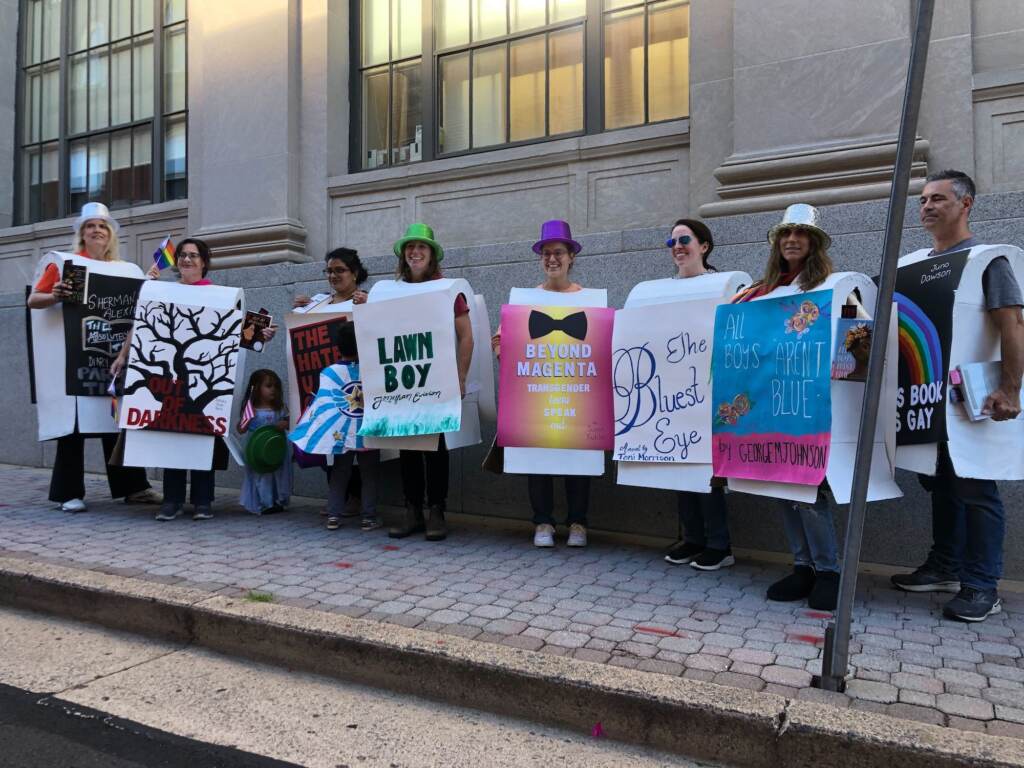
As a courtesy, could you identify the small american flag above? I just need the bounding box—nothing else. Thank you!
[238,396,255,432]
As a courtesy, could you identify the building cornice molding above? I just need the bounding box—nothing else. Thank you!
[327,120,690,198]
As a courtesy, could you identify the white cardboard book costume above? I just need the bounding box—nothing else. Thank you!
[30,251,145,440]
[617,271,750,491]
[119,280,245,470]
[355,278,495,452]
[895,244,1024,480]
[726,272,902,504]
[503,287,609,476]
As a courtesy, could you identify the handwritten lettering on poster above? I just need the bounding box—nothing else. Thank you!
[711,291,832,485]
[612,299,715,463]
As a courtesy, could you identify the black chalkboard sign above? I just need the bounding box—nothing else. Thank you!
[64,272,143,396]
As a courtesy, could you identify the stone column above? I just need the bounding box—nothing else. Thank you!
[698,0,928,217]
[0,0,19,229]
[187,0,307,266]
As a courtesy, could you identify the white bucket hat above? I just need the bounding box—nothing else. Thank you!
[767,203,831,250]
[73,202,120,235]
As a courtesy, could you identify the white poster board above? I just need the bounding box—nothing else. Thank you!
[29,251,145,440]
[617,271,750,492]
[503,287,608,476]
[120,281,244,470]
[354,289,462,438]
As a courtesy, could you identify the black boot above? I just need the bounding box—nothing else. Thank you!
[388,502,424,538]
[807,570,840,611]
[425,503,447,541]
[766,565,816,602]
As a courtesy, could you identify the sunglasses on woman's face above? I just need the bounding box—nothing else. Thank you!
[666,235,694,248]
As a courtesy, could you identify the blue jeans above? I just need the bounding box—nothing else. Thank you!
[677,487,730,550]
[920,443,1004,592]
[528,475,590,527]
[781,492,839,574]
[163,468,215,507]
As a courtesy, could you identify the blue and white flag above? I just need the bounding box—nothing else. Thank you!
[288,362,365,454]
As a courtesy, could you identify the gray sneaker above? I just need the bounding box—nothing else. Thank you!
[192,506,214,520]
[155,503,182,521]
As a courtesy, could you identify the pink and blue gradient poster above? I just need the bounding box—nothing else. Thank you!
[497,305,615,450]
[711,290,832,486]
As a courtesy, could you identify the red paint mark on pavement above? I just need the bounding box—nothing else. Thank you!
[804,610,832,619]
[787,633,825,646]
[633,625,679,637]
[382,545,400,551]
[334,562,353,569]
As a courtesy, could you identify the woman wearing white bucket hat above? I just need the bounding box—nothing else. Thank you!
[26,202,161,512]
[731,203,843,611]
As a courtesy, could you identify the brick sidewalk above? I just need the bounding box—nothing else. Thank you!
[3,463,1024,740]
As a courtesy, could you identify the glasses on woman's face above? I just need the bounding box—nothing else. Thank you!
[323,267,351,277]
[666,235,693,248]
[179,250,201,261]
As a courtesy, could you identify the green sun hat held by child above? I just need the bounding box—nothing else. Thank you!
[393,222,444,262]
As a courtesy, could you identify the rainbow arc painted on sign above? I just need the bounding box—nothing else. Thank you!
[894,292,942,385]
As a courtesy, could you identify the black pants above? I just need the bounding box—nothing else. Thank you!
[163,469,215,506]
[49,431,151,504]
[399,436,448,508]
[528,475,590,527]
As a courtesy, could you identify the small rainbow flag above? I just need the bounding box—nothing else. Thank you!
[152,236,175,270]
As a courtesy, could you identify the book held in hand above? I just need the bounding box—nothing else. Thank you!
[241,308,272,352]
[62,261,87,304]
[951,361,1005,422]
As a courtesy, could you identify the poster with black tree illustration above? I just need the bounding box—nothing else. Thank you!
[119,299,243,436]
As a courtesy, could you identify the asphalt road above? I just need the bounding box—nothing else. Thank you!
[0,682,297,768]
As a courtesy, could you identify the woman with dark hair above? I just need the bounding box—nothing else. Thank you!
[388,223,474,542]
[293,247,370,524]
[293,247,369,311]
[656,218,736,571]
[112,238,274,521]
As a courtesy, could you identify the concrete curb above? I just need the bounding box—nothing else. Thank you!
[2,556,1022,768]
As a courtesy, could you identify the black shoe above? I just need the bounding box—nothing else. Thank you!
[690,548,735,571]
[767,565,816,602]
[664,542,704,565]
[807,570,840,611]
[388,503,425,538]
[425,504,447,541]
[943,586,1002,622]
[891,565,960,593]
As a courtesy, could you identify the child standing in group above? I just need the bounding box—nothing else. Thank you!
[324,322,380,531]
[238,369,293,515]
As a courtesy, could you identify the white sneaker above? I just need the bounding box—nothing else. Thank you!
[533,524,555,548]
[60,498,86,513]
[567,523,588,548]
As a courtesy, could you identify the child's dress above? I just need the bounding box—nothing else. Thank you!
[240,407,293,514]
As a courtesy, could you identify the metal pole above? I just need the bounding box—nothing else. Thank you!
[816,0,935,692]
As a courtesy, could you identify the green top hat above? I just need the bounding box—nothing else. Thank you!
[393,222,444,262]
[244,425,287,474]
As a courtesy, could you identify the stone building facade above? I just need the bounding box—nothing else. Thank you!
[1,1,1023,573]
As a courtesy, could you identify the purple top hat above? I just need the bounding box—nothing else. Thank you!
[532,219,582,255]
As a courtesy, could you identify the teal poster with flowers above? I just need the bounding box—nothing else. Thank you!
[711,290,832,486]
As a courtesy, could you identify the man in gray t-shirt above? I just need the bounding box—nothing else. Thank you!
[891,170,1024,623]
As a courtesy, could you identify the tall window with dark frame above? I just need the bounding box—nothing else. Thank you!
[352,0,689,171]
[17,0,188,225]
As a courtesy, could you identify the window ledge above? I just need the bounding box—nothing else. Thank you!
[0,200,189,245]
[328,120,689,197]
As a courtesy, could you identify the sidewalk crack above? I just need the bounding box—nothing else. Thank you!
[53,642,194,697]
